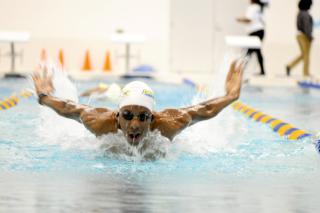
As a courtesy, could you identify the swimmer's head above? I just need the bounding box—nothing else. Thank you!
[118,81,155,145]
[119,81,155,111]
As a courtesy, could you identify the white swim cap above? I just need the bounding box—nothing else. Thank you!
[103,83,122,103]
[119,81,155,111]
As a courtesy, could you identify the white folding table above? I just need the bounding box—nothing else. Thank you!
[225,35,261,49]
[0,32,30,77]
[110,33,145,74]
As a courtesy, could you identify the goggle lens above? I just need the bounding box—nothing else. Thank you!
[121,111,150,122]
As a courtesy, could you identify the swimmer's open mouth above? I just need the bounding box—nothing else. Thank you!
[128,133,141,141]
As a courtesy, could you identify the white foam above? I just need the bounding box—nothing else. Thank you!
[172,49,247,155]
[97,130,171,161]
[173,107,244,156]
[50,62,78,103]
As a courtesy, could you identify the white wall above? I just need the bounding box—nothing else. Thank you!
[170,0,214,74]
[0,0,319,77]
[0,0,170,73]
[160,0,247,86]
[169,0,246,74]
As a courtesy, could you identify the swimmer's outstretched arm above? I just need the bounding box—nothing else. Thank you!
[32,67,117,136]
[37,95,89,122]
[32,66,89,121]
[152,60,244,140]
[183,60,244,125]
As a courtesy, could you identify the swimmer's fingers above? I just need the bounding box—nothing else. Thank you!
[35,64,41,74]
[32,65,55,94]
[43,65,48,79]
[239,62,245,79]
[227,59,243,80]
[234,58,245,71]
[46,69,54,83]
[31,73,43,94]
[230,59,245,84]
[32,72,44,89]
[44,65,53,79]
[38,64,53,85]
[236,60,245,77]
[35,62,45,72]
[225,58,245,97]
[226,60,237,81]
[32,71,39,82]
[230,60,237,72]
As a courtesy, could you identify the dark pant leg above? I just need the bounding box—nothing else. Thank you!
[246,30,265,75]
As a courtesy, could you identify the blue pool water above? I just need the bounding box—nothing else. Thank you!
[0,77,320,212]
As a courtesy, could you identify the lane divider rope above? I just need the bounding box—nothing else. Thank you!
[298,79,320,89]
[182,78,208,94]
[232,101,320,152]
[0,90,33,111]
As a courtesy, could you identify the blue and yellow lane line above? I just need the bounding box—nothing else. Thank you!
[182,78,208,95]
[232,101,320,153]
[0,90,33,111]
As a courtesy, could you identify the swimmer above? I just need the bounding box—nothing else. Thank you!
[80,83,122,103]
[32,59,244,146]
[80,83,109,97]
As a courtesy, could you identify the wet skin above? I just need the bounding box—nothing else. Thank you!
[117,105,153,146]
[32,60,245,146]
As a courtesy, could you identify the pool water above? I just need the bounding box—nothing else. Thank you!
[0,77,320,212]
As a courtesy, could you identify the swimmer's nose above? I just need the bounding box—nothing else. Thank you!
[129,119,140,132]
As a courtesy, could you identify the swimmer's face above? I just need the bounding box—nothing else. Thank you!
[118,105,153,146]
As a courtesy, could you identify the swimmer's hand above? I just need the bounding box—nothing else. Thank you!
[225,59,245,100]
[32,65,54,95]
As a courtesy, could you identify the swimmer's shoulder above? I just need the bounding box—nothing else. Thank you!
[151,108,192,140]
[80,107,119,136]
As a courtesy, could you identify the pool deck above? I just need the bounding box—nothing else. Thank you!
[61,70,320,88]
[247,75,304,87]
[1,70,319,89]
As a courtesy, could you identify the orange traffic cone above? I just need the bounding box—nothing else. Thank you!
[40,48,48,62]
[58,49,65,68]
[103,51,112,72]
[82,50,92,71]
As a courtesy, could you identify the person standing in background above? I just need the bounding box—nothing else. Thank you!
[286,0,313,77]
[237,0,268,76]
[258,0,270,12]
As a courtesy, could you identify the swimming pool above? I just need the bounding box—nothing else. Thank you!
[1,77,320,212]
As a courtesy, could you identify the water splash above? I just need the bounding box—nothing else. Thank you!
[174,108,245,156]
[98,130,172,162]
[46,61,78,102]
[37,62,88,149]
[173,50,248,155]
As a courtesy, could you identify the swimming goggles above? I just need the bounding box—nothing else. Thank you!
[121,110,151,122]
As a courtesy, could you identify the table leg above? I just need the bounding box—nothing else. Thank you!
[10,42,15,73]
[125,43,130,73]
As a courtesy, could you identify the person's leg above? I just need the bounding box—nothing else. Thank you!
[248,30,265,75]
[256,49,265,75]
[255,30,265,75]
[246,48,254,57]
[287,35,304,74]
[246,31,260,57]
[300,34,311,76]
